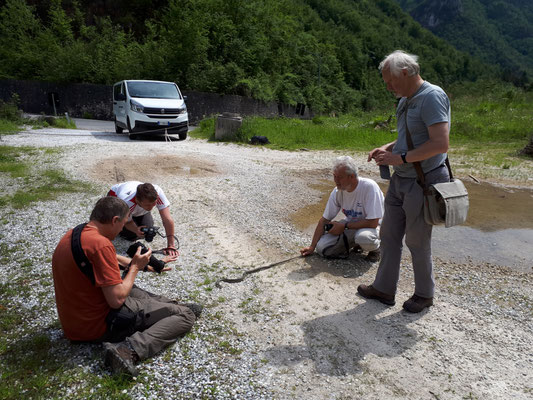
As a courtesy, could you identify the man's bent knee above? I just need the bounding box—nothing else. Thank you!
[314,236,328,256]
[354,229,380,252]
[174,308,196,334]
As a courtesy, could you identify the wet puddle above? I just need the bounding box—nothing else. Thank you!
[291,180,533,272]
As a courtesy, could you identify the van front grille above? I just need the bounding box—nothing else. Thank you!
[143,107,182,114]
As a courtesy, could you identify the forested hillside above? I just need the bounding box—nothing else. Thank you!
[0,0,497,113]
[395,0,533,86]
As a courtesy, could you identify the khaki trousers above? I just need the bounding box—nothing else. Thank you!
[122,286,195,360]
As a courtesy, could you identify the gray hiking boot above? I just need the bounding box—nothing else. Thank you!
[103,341,139,376]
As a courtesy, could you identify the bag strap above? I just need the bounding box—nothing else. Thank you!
[71,223,96,285]
[403,101,454,187]
[322,189,350,259]
[445,156,454,181]
[403,101,426,188]
[322,232,350,259]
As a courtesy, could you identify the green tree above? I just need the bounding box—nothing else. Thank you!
[0,0,43,79]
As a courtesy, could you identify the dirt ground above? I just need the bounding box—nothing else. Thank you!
[83,141,532,400]
[5,125,529,399]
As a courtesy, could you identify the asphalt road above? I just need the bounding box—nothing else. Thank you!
[72,117,115,132]
[24,114,194,134]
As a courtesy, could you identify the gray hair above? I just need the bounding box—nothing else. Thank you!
[379,50,420,77]
[333,156,358,177]
[90,196,129,223]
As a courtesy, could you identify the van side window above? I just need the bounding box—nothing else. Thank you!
[113,83,122,100]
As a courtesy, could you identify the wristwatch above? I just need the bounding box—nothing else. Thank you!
[400,152,408,163]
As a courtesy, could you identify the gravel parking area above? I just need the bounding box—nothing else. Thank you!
[1,127,532,399]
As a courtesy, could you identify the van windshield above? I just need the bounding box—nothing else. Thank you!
[126,82,181,99]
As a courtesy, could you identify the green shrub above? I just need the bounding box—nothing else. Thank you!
[0,94,22,123]
[193,117,216,140]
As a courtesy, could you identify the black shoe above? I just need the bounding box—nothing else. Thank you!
[103,342,139,376]
[403,294,433,313]
[357,284,395,306]
[182,303,203,318]
[365,249,380,263]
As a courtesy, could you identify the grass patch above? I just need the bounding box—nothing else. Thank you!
[0,145,94,208]
[0,119,20,135]
[29,116,77,130]
[191,82,533,171]
[451,85,532,144]
[193,116,216,140]
[0,332,135,399]
[0,115,76,134]
[0,275,136,399]
[191,111,396,151]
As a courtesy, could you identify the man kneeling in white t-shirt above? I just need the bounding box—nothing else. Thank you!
[300,156,384,262]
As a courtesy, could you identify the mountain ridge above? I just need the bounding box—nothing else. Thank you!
[395,0,532,85]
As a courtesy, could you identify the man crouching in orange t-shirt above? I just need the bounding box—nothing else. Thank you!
[52,196,198,376]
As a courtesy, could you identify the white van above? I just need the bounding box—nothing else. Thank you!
[113,80,189,140]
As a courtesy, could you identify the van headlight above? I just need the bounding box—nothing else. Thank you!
[178,106,187,114]
[130,100,144,113]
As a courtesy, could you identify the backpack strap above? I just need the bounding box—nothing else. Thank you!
[71,223,96,285]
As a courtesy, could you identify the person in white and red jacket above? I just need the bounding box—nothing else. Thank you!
[108,181,178,256]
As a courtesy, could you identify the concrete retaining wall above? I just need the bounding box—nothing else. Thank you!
[0,79,312,123]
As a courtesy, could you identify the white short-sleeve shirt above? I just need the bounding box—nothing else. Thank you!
[323,177,384,224]
[108,181,170,220]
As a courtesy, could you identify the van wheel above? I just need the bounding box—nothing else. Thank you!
[114,118,123,134]
[178,132,187,141]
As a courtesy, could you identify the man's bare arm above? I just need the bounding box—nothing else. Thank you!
[102,247,151,309]
[374,122,449,166]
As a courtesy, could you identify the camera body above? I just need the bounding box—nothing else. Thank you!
[140,226,159,242]
[126,241,149,258]
[324,223,333,232]
[126,242,165,273]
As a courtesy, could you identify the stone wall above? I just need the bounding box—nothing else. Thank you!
[0,79,312,123]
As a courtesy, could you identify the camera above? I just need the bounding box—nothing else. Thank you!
[140,226,159,242]
[126,242,165,273]
[324,223,333,232]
